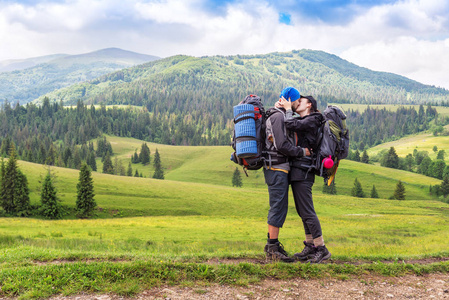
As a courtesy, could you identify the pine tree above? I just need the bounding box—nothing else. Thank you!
[0,145,30,216]
[232,167,242,187]
[102,152,114,174]
[361,150,369,164]
[152,149,164,179]
[441,176,449,197]
[132,150,139,163]
[127,162,133,176]
[322,180,337,194]
[76,163,96,218]
[370,185,379,198]
[73,148,82,170]
[393,180,406,200]
[15,170,31,216]
[351,178,365,198]
[1,145,17,214]
[382,147,399,169]
[134,169,139,177]
[87,151,97,171]
[40,172,62,219]
[139,143,150,165]
[354,150,361,162]
[0,158,5,210]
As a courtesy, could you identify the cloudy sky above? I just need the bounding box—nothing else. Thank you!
[1,0,448,89]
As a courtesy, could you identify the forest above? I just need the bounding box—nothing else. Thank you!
[0,95,445,174]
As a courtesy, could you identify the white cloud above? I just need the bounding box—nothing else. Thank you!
[341,37,449,88]
[0,0,448,89]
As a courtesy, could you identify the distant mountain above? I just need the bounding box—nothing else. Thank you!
[0,48,160,104]
[35,49,449,109]
[0,54,67,72]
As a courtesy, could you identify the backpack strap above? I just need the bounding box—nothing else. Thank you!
[233,110,256,124]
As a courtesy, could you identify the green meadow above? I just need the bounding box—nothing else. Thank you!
[368,131,449,160]
[335,103,449,117]
[2,135,449,298]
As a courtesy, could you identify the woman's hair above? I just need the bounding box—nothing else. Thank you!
[306,99,320,113]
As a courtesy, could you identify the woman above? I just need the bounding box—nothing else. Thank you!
[278,95,331,264]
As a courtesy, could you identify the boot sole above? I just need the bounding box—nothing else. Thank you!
[266,253,295,263]
[294,253,315,261]
[312,252,331,264]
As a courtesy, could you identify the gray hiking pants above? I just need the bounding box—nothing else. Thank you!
[291,180,323,239]
[264,169,289,228]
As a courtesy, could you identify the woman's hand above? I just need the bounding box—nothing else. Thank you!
[278,97,292,110]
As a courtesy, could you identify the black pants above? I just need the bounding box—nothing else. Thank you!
[291,180,322,239]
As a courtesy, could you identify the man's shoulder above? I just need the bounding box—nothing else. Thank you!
[266,108,285,120]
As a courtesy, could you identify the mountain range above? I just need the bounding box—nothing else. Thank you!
[0,48,160,105]
[1,48,449,108]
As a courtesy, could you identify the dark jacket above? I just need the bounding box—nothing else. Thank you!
[264,108,306,169]
[284,111,324,181]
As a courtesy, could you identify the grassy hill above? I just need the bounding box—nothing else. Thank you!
[95,136,438,200]
[35,50,449,108]
[2,136,449,298]
[0,48,160,105]
[368,131,449,159]
[10,145,449,258]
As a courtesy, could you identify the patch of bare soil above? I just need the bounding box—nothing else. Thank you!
[45,273,449,300]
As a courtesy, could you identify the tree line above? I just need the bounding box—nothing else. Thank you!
[346,104,444,151]
[0,145,96,218]
[0,97,225,171]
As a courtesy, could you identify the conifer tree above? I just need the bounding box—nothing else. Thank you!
[134,169,139,177]
[370,185,379,198]
[1,145,17,214]
[15,170,31,216]
[87,151,97,171]
[351,178,365,198]
[0,158,5,210]
[73,148,82,170]
[102,152,114,174]
[0,145,30,215]
[322,180,337,194]
[127,162,133,176]
[152,149,164,179]
[76,163,96,218]
[382,147,399,169]
[232,167,242,187]
[132,150,139,163]
[393,180,406,200]
[354,150,361,162]
[40,172,62,219]
[441,176,449,197]
[361,150,369,164]
[139,143,151,165]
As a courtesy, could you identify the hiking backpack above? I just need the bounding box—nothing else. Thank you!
[314,105,349,185]
[230,95,266,175]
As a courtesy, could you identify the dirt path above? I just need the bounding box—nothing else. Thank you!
[4,258,448,299]
[46,273,449,299]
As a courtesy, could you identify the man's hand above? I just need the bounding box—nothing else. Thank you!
[278,97,292,110]
[305,148,311,156]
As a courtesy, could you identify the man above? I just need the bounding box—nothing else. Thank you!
[264,87,309,262]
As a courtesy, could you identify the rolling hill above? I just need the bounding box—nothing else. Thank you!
[34,49,449,109]
[0,48,160,105]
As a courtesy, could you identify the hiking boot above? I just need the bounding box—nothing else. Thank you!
[264,242,295,263]
[307,245,331,264]
[293,241,316,261]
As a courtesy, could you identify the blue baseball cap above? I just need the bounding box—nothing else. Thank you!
[280,87,300,102]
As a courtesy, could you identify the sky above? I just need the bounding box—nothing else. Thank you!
[1,0,449,89]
